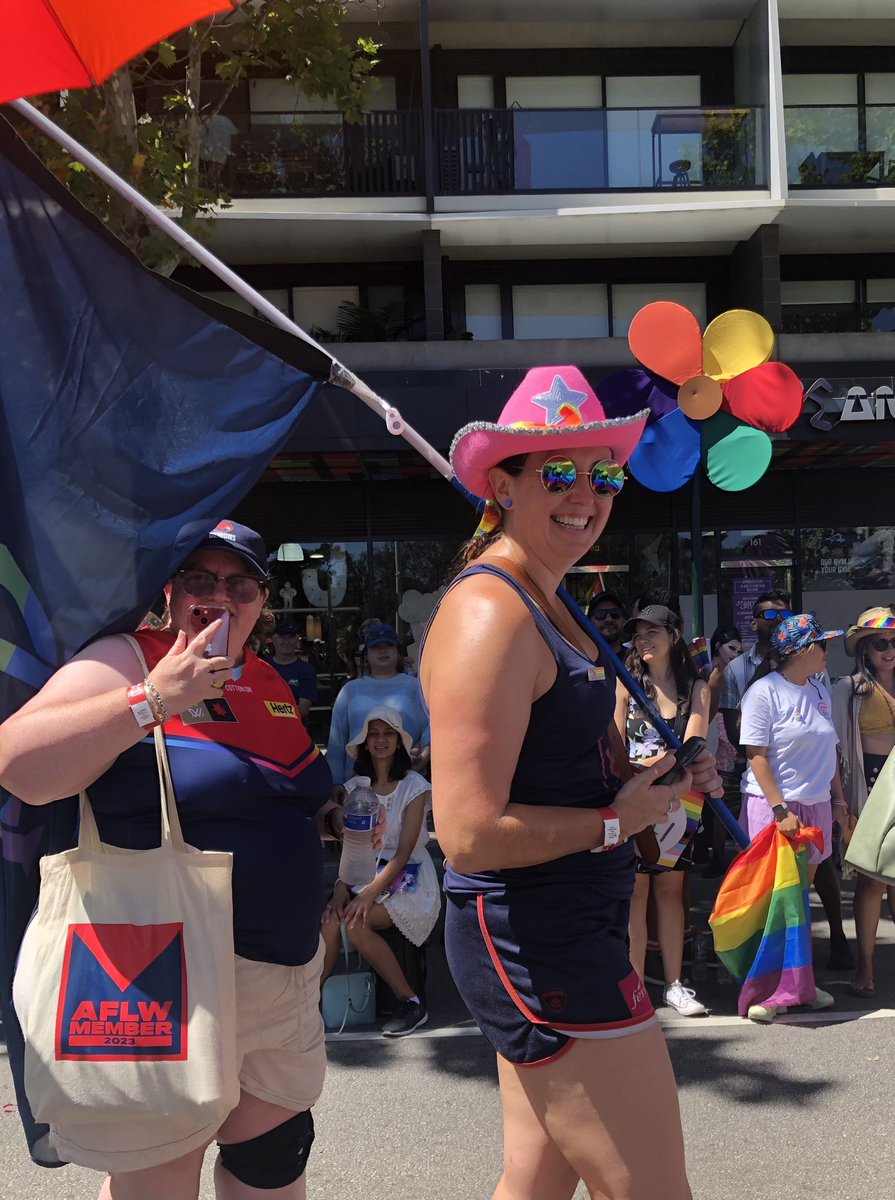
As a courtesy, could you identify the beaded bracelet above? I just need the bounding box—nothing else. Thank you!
[143,678,169,724]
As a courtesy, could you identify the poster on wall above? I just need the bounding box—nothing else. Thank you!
[802,527,895,591]
[732,576,773,648]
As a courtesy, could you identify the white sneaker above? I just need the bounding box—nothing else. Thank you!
[663,980,707,1016]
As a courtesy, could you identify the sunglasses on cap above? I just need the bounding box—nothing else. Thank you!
[867,636,895,652]
[755,608,794,622]
[175,568,263,604]
[528,458,626,498]
[593,608,624,620]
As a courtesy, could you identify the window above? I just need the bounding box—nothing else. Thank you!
[512,284,609,340]
[611,283,706,337]
[292,286,360,336]
[464,284,502,341]
[203,289,289,322]
[605,76,701,188]
[783,75,860,185]
[458,76,494,108]
[781,280,855,334]
[865,279,895,332]
[505,76,601,109]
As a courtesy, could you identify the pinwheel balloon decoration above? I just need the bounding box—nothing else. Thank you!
[600,302,804,493]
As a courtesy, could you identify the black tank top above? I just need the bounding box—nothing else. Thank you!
[423,563,630,892]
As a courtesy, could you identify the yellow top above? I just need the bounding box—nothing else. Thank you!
[859,683,895,736]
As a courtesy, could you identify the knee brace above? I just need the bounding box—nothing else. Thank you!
[218,1110,314,1189]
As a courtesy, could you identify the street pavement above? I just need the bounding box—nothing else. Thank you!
[2,873,893,1200]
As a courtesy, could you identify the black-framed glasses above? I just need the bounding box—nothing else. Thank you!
[529,458,626,498]
[593,608,624,620]
[868,636,895,652]
[175,568,264,604]
[755,608,794,622]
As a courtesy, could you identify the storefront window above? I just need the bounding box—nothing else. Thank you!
[677,531,718,636]
[268,540,367,743]
[802,527,895,677]
[718,530,794,649]
[564,533,630,611]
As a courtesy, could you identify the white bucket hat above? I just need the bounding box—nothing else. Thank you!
[345,706,413,758]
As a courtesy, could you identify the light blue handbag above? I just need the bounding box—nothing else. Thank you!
[321,928,376,1033]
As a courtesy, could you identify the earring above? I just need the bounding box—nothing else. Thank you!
[503,499,513,510]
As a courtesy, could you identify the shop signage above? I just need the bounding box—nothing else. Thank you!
[803,377,895,430]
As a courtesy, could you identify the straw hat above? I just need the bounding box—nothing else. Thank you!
[345,706,413,758]
[450,365,649,502]
[845,606,895,656]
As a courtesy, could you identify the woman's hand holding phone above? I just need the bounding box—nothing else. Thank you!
[147,621,234,715]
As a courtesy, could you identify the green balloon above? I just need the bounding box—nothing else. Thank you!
[701,412,772,491]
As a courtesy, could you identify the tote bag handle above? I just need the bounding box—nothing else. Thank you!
[77,635,187,854]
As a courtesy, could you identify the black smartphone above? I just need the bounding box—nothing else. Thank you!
[653,735,707,789]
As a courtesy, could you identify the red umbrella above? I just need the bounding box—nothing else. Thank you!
[0,0,241,104]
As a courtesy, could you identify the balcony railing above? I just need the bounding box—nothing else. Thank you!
[436,106,762,192]
[782,304,895,334]
[223,106,763,199]
[227,111,424,198]
[785,105,895,186]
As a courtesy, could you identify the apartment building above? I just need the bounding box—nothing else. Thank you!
[175,0,895,695]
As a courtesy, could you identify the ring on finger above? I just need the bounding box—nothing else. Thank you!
[211,679,225,690]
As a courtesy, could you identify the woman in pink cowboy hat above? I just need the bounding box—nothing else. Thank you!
[420,366,722,1200]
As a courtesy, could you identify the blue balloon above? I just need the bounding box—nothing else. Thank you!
[628,407,701,492]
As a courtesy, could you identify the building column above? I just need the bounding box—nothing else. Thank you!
[422,229,444,340]
[728,224,781,330]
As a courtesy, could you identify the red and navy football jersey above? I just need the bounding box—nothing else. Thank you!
[87,631,332,966]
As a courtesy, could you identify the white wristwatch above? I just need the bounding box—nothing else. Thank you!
[592,806,623,853]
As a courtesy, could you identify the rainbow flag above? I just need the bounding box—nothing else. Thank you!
[655,789,704,870]
[688,636,711,677]
[709,823,823,1016]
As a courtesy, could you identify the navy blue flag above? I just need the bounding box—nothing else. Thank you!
[0,115,333,1164]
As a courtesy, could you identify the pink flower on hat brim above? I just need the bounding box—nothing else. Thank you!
[450,365,649,501]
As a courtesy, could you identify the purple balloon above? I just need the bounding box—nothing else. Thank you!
[598,368,678,425]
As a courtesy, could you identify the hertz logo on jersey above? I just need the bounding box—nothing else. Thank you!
[264,700,298,718]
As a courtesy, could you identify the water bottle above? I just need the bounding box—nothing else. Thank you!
[338,778,379,890]
[691,929,708,983]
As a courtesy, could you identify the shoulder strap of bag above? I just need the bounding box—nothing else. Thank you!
[77,633,188,854]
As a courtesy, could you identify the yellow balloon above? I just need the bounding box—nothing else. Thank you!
[702,309,774,382]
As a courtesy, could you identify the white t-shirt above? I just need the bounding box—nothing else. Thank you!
[739,672,839,805]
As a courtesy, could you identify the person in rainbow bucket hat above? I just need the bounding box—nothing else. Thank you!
[420,366,722,1200]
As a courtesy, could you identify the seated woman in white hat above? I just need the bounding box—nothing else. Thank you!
[321,706,440,1037]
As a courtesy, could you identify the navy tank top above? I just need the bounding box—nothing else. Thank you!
[425,563,631,894]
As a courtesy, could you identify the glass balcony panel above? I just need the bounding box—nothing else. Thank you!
[785,105,894,186]
[511,109,607,190]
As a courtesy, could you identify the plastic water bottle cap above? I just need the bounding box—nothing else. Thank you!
[353,776,372,788]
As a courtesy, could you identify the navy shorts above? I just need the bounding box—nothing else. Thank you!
[445,862,657,1067]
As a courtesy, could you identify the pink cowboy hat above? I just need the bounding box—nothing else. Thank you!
[450,366,649,501]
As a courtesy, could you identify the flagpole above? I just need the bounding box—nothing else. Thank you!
[8,98,453,480]
[9,98,746,849]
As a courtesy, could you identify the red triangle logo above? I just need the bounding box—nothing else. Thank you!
[71,923,182,992]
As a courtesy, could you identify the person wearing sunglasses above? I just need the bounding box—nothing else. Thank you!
[0,519,339,1198]
[586,591,628,652]
[832,606,895,997]
[719,589,794,750]
[738,614,846,1021]
[422,365,722,1200]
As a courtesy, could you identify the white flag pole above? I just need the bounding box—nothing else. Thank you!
[9,98,453,480]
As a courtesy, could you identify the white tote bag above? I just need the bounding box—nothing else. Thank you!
[13,725,239,1172]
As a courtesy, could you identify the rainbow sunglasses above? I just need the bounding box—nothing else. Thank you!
[527,458,626,498]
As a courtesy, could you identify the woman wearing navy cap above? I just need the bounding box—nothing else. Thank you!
[421,366,722,1200]
[0,520,336,1199]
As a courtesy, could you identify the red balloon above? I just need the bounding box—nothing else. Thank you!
[722,362,803,433]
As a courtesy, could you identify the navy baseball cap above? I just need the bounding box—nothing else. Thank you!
[363,622,399,647]
[195,519,269,579]
[274,620,300,636]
